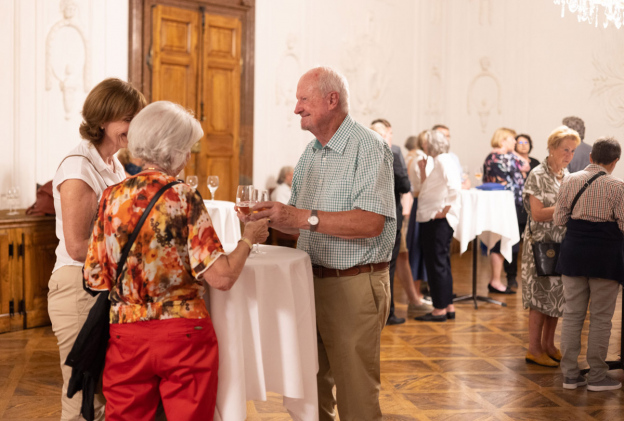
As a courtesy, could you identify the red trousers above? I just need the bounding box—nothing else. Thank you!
[103,318,219,421]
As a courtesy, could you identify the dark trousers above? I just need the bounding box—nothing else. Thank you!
[388,228,401,317]
[504,220,526,280]
[420,219,454,310]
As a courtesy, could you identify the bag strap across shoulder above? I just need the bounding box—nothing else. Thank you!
[115,180,182,291]
[528,170,606,238]
[570,171,606,213]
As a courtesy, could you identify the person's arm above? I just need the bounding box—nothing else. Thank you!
[201,219,268,291]
[249,202,384,239]
[393,150,411,195]
[59,179,98,262]
[553,184,571,227]
[615,184,624,235]
[529,195,555,222]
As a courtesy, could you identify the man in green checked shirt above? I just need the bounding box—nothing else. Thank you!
[251,66,396,421]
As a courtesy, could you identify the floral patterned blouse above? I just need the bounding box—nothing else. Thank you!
[84,171,224,324]
[483,152,526,206]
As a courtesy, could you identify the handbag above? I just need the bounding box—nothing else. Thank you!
[67,179,182,421]
[528,171,605,277]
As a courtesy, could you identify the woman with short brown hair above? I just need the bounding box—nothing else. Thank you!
[48,78,147,420]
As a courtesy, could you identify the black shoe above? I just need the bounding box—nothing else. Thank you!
[414,312,447,322]
[507,277,518,288]
[488,284,516,294]
[386,315,406,325]
[447,312,456,320]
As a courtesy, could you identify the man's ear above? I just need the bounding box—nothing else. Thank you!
[327,91,339,110]
[589,154,594,164]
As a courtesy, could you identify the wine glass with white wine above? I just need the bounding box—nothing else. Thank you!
[207,176,219,201]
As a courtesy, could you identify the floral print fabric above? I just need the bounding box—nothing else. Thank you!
[520,158,568,317]
[483,152,526,206]
[84,171,224,324]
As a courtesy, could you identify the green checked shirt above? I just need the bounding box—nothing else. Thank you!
[289,114,396,270]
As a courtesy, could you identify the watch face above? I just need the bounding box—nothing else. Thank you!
[308,215,319,225]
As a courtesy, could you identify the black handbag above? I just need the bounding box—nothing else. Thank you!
[528,171,605,277]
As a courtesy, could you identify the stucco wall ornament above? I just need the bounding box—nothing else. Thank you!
[426,63,443,122]
[341,12,390,118]
[467,57,502,133]
[45,0,91,120]
[275,34,302,128]
[592,52,624,127]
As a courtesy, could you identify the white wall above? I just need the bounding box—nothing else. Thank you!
[254,0,624,188]
[0,0,128,209]
[253,0,417,188]
[5,0,624,205]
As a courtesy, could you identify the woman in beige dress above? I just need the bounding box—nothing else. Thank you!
[521,126,580,367]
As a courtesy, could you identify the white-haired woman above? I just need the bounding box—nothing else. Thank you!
[83,101,269,420]
[271,165,294,204]
[414,130,461,322]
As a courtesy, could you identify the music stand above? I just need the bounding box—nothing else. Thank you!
[453,237,507,309]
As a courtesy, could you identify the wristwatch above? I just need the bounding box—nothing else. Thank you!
[308,209,319,232]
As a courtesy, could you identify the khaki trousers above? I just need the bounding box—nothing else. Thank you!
[560,275,621,383]
[314,268,390,421]
[48,266,106,421]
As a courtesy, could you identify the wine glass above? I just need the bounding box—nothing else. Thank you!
[207,176,219,201]
[235,185,254,216]
[251,190,270,254]
[7,187,19,215]
[185,175,198,191]
[474,167,483,184]
[461,165,469,183]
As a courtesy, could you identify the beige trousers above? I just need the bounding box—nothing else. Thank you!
[314,268,390,421]
[560,275,621,383]
[48,265,106,421]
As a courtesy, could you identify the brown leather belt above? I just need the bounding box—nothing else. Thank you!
[312,262,389,278]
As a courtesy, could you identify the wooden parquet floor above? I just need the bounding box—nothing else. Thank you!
[1,250,622,420]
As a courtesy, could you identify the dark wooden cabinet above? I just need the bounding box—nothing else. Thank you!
[0,210,58,333]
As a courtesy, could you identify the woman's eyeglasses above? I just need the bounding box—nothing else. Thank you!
[517,140,529,145]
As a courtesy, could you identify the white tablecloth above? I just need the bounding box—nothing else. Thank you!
[209,244,318,421]
[204,200,241,244]
[454,189,520,262]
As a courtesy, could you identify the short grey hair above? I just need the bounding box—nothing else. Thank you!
[128,101,203,172]
[277,165,294,184]
[426,130,449,157]
[562,116,585,141]
[314,66,350,114]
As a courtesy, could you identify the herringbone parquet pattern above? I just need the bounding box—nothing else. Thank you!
[1,250,622,420]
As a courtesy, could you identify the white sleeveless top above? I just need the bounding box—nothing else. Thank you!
[52,140,126,273]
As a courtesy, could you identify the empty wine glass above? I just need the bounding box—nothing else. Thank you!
[7,187,20,215]
[207,176,219,201]
[253,190,270,254]
[186,175,198,191]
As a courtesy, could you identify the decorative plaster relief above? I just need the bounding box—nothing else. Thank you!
[467,57,501,133]
[592,51,624,127]
[430,1,442,24]
[45,0,91,120]
[426,62,443,123]
[341,12,389,118]
[472,0,492,26]
[275,34,302,127]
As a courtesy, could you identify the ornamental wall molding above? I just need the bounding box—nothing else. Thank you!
[467,57,502,133]
[425,62,443,123]
[592,48,624,127]
[45,0,91,120]
[341,11,390,118]
[275,34,302,128]
[472,0,492,26]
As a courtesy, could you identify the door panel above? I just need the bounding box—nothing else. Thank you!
[0,229,11,333]
[151,5,200,114]
[199,14,242,201]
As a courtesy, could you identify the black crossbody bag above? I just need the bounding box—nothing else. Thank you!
[528,171,605,277]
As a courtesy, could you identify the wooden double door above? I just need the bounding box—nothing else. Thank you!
[132,0,254,202]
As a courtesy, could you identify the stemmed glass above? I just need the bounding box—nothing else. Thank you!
[207,176,219,201]
[251,190,270,254]
[474,167,483,184]
[185,175,198,191]
[235,185,254,216]
[7,187,20,215]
